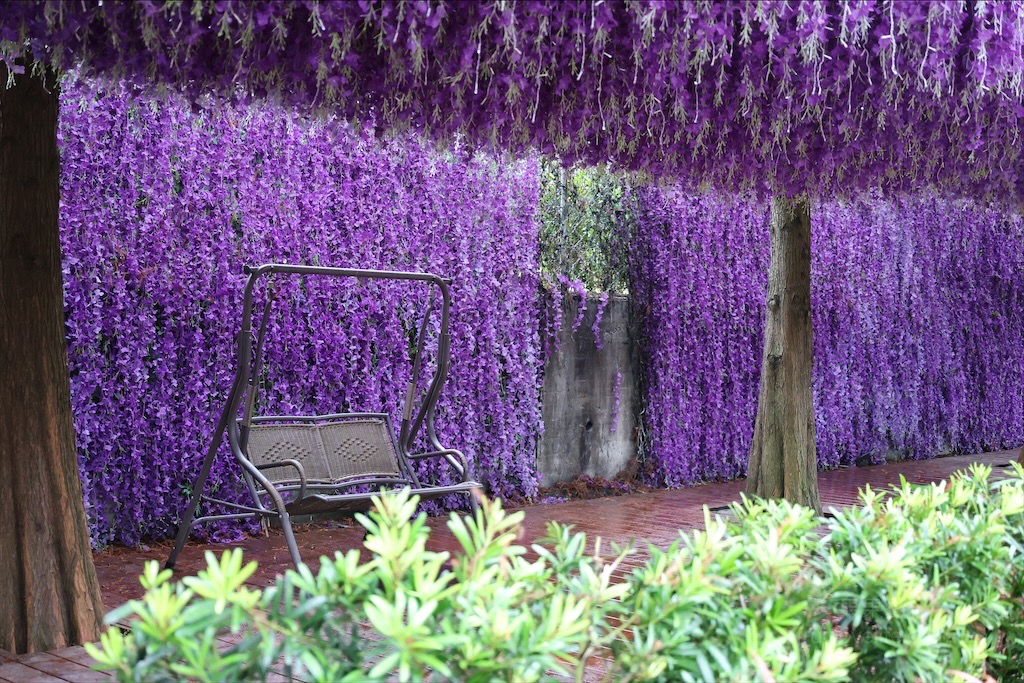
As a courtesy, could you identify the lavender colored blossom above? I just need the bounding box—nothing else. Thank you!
[25,0,1024,540]
[58,76,1024,542]
[592,291,609,350]
[6,1,1024,200]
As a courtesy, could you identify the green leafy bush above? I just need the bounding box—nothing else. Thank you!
[87,491,628,682]
[88,466,1024,682]
[820,464,1024,682]
[615,498,855,682]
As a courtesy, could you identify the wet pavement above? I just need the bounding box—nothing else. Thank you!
[1,448,1018,681]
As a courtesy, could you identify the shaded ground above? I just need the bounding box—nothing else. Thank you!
[1,448,1017,682]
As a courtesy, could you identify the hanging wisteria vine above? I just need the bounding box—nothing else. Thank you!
[633,188,1024,487]
[5,1,1024,200]
[59,77,543,547]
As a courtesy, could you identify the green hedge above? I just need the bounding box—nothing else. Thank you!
[88,465,1024,682]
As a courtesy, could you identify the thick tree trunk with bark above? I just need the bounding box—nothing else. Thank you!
[0,64,103,654]
[745,195,822,513]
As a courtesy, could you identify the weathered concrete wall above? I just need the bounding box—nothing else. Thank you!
[539,294,638,486]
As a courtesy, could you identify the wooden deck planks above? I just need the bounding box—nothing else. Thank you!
[14,653,107,683]
[0,661,69,683]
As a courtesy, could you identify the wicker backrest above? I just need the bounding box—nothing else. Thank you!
[246,416,403,484]
[246,424,331,481]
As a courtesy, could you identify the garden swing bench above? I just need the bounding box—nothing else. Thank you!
[165,264,481,570]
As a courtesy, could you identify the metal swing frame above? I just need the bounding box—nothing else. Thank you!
[165,263,480,570]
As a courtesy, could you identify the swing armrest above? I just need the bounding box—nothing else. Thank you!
[255,459,307,500]
[407,449,468,478]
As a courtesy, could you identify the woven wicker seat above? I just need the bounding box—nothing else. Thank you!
[244,413,479,517]
[166,264,482,570]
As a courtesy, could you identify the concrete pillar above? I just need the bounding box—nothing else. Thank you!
[538,294,638,486]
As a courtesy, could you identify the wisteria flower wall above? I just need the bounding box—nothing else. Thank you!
[633,188,1024,487]
[59,78,543,547]
[57,74,1024,545]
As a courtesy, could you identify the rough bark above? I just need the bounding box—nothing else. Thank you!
[745,195,822,513]
[0,63,104,654]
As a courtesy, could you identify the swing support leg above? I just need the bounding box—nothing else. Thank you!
[165,397,233,571]
[279,510,302,567]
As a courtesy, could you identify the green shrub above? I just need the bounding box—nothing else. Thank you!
[87,491,628,682]
[87,466,1024,682]
[613,498,855,682]
[821,464,1024,681]
[538,161,635,294]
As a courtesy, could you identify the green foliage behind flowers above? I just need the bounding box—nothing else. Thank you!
[88,467,1024,682]
[537,161,635,294]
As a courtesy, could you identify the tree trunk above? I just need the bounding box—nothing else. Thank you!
[745,195,822,513]
[0,63,104,654]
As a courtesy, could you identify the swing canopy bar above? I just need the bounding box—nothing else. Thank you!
[166,264,481,569]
